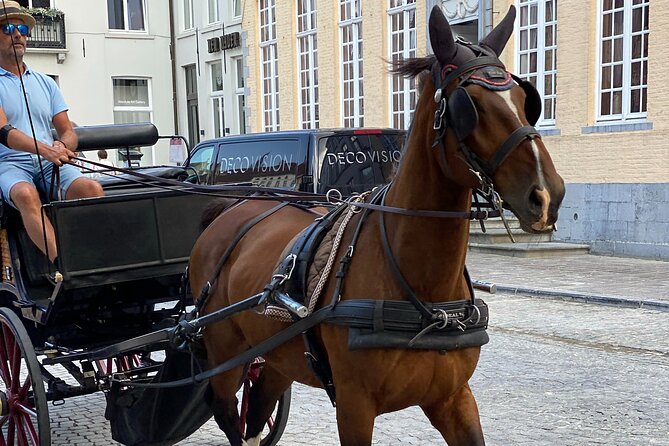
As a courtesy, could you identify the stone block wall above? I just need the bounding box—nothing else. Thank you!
[555,183,669,260]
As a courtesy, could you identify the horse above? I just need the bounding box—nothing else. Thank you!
[188,5,565,446]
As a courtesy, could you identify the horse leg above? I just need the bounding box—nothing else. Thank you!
[209,366,247,446]
[244,365,292,446]
[421,383,485,446]
[335,389,377,446]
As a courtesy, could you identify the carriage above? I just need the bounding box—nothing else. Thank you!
[1,6,566,446]
[0,122,292,445]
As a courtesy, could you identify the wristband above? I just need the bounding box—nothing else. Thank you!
[0,124,15,147]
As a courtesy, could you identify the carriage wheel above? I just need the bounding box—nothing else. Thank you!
[239,359,291,446]
[0,308,50,445]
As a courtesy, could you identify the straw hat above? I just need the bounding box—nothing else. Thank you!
[0,1,36,30]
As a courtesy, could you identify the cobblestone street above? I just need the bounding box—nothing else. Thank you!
[46,288,669,445]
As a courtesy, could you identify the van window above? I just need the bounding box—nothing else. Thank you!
[187,145,215,184]
[213,139,306,189]
[317,133,403,195]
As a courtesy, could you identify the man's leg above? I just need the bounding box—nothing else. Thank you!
[10,182,58,262]
[65,176,104,199]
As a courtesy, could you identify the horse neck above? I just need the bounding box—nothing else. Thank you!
[380,125,473,300]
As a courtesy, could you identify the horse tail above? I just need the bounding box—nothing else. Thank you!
[200,198,239,231]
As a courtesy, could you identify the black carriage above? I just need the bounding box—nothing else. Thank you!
[0,123,290,445]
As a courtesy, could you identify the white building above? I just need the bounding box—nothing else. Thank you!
[23,0,175,166]
[172,0,246,149]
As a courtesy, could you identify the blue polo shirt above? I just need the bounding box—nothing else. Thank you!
[0,65,68,160]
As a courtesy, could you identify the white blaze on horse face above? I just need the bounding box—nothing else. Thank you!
[496,89,546,188]
[497,89,550,229]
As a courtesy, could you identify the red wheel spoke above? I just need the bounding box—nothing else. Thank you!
[20,412,39,445]
[15,403,38,419]
[14,414,29,446]
[0,326,14,385]
[7,416,15,445]
[9,344,22,394]
[266,415,274,429]
[0,424,7,446]
[17,374,32,401]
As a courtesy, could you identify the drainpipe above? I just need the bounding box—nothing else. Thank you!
[168,0,179,134]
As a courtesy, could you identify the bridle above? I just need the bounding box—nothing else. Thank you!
[430,45,541,193]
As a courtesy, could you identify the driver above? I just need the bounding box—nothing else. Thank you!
[0,2,103,264]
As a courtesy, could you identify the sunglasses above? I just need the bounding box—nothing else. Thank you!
[0,24,30,36]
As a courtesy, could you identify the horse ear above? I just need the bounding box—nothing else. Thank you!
[429,5,456,65]
[479,6,517,56]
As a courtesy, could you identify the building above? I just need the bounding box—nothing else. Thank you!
[23,0,175,166]
[171,0,246,151]
[15,1,668,259]
[235,0,665,260]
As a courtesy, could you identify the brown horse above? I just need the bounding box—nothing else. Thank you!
[189,6,564,446]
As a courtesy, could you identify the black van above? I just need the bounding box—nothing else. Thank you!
[184,128,405,196]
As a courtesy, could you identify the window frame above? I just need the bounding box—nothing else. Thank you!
[259,0,280,131]
[515,0,557,127]
[107,0,147,33]
[388,0,417,130]
[207,0,220,25]
[339,0,364,128]
[234,57,247,134]
[297,0,319,129]
[232,0,242,19]
[595,0,649,123]
[182,0,195,31]
[210,61,225,138]
[111,77,153,164]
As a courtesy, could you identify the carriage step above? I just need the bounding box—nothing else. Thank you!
[468,242,591,258]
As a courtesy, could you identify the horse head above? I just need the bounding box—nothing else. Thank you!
[426,5,564,233]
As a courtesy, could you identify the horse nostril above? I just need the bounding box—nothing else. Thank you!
[529,187,543,211]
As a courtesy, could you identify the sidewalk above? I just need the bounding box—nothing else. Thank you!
[466,251,669,310]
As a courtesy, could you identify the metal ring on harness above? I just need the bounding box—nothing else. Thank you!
[434,309,449,330]
[326,189,343,204]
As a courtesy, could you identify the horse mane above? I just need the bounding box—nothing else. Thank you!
[199,198,238,231]
[390,55,436,96]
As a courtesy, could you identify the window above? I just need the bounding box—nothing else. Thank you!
[517,0,557,126]
[597,0,649,121]
[113,78,152,124]
[113,78,152,164]
[208,0,220,24]
[187,145,215,184]
[388,0,416,130]
[317,133,403,195]
[297,0,319,129]
[211,62,225,138]
[183,0,194,31]
[214,139,306,188]
[185,64,200,148]
[107,0,146,32]
[235,58,247,134]
[340,0,364,127]
[233,0,242,18]
[260,0,280,131]
[17,0,51,7]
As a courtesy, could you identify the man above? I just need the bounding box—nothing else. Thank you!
[0,2,103,264]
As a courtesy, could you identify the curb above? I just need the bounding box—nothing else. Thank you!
[492,284,669,312]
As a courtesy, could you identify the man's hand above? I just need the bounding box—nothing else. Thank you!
[41,140,75,166]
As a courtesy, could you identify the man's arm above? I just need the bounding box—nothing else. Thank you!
[52,110,78,151]
[0,107,75,166]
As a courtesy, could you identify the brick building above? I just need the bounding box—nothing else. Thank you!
[236,0,666,260]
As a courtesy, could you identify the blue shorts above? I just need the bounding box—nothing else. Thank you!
[0,154,84,208]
